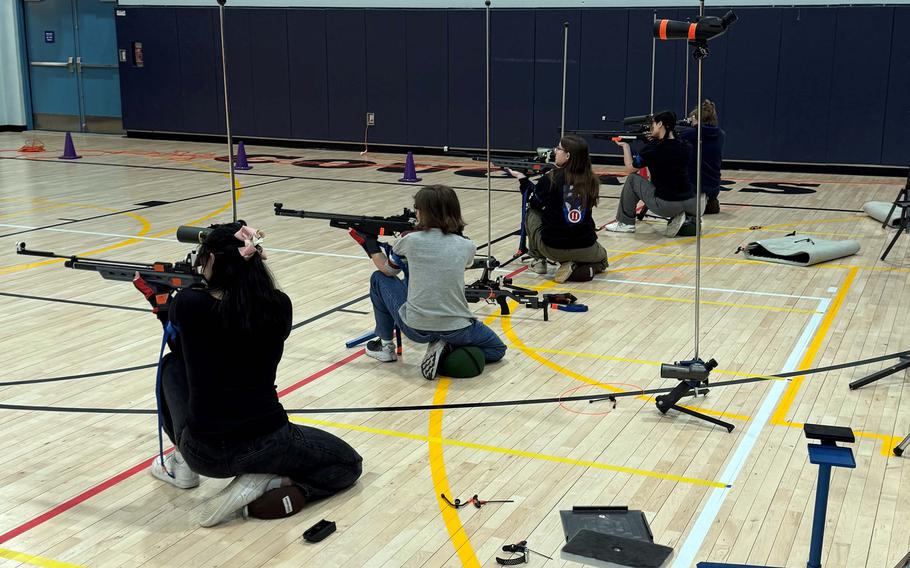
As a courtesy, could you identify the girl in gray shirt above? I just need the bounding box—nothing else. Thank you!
[357,185,506,379]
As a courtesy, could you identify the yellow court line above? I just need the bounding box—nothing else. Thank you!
[428,379,481,567]
[524,346,787,382]
[0,547,86,568]
[289,416,728,488]
[765,268,900,455]
[528,286,820,314]
[497,303,750,422]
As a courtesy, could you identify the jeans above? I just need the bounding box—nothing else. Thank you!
[160,354,363,501]
[369,271,506,362]
[616,173,701,225]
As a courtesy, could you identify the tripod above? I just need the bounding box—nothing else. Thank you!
[848,353,910,390]
[895,433,910,457]
[880,169,910,261]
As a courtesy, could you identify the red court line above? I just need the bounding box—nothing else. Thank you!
[0,350,366,545]
[505,265,529,279]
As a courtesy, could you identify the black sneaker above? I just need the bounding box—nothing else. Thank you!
[704,196,720,215]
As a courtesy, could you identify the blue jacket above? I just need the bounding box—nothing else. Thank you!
[679,125,725,193]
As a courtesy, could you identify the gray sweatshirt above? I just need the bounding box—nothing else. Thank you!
[393,228,476,331]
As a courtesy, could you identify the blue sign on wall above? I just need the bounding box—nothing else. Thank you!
[44,30,55,43]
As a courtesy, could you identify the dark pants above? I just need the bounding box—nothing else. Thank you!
[369,271,507,362]
[159,354,363,501]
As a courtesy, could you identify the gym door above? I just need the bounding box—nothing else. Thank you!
[24,0,122,133]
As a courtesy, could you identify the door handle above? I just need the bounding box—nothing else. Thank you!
[76,56,81,73]
[30,56,75,73]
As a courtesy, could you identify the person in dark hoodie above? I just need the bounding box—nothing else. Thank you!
[679,99,725,214]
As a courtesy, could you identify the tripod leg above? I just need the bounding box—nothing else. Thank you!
[849,357,910,390]
[881,224,904,261]
[895,433,910,457]
[669,404,735,432]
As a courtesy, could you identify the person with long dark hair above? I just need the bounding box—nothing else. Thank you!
[354,185,506,379]
[136,221,362,527]
[605,110,700,237]
[505,134,608,283]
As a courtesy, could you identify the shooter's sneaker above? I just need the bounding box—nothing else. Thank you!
[604,221,636,233]
[421,340,447,380]
[554,262,576,284]
[150,451,199,489]
[665,212,686,237]
[525,257,548,274]
[365,338,397,362]
[199,474,273,527]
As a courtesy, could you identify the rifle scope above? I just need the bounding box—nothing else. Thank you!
[176,225,212,244]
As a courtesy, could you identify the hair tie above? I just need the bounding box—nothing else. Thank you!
[234,226,267,260]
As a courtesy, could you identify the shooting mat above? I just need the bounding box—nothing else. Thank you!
[741,235,860,266]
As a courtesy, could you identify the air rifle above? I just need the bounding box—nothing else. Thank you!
[570,113,691,143]
[274,202,416,237]
[15,237,206,312]
[465,258,577,321]
[446,147,555,177]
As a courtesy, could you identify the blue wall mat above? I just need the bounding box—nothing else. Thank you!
[326,10,366,142]
[825,6,892,165]
[491,9,535,150]
[215,9,255,137]
[578,9,628,156]
[882,7,910,166]
[772,7,835,164]
[287,9,329,140]
[721,7,782,162]
[405,10,448,147]
[176,8,219,134]
[365,10,408,146]
[531,9,580,149]
[625,8,678,118]
[249,9,291,139]
[447,10,484,148]
[117,7,181,132]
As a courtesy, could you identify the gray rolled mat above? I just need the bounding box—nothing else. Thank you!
[864,201,903,227]
[741,235,860,266]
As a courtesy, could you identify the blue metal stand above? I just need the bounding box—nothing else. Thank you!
[698,424,855,568]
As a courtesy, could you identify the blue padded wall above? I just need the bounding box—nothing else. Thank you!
[287,9,329,141]
[115,5,910,166]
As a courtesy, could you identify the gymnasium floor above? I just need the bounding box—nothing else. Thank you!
[0,131,908,568]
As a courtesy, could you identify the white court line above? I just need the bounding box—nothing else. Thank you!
[493,266,826,301]
[670,295,831,567]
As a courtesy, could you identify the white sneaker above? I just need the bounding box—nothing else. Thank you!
[365,338,397,362]
[604,221,636,233]
[554,262,576,284]
[526,257,548,274]
[150,451,199,489]
[199,473,273,527]
[666,212,686,237]
[421,340,447,380]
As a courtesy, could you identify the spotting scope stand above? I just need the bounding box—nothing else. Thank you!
[895,433,910,457]
[655,358,734,433]
[848,354,910,390]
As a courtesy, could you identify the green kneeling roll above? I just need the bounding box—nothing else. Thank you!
[438,346,486,378]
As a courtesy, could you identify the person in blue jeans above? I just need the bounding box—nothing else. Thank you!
[353,184,507,379]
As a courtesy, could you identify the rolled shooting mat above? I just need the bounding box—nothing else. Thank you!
[741,235,860,266]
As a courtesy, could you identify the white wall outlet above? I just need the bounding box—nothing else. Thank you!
[366,112,375,126]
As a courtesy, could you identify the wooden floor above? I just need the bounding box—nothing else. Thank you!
[0,131,908,568]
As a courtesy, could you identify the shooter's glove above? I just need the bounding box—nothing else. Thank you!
[349,229,382,257]
[132,272,173,323]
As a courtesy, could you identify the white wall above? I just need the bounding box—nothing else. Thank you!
[0,0,27,127]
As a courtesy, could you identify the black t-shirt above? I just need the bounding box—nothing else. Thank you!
[169,289,292,442]
[635,137,694,201]
[520,169,599,249]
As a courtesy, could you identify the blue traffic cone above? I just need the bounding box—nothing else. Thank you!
[234,141,252,170]
[399,151,421,183]
[58,132,81,160]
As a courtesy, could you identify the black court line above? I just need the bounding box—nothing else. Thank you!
[0,291,148,313]
[337,308,369,315]
[0,169,294,240]
[3,347,907,415]
[0,364,159,388]
[1,156,870,214]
